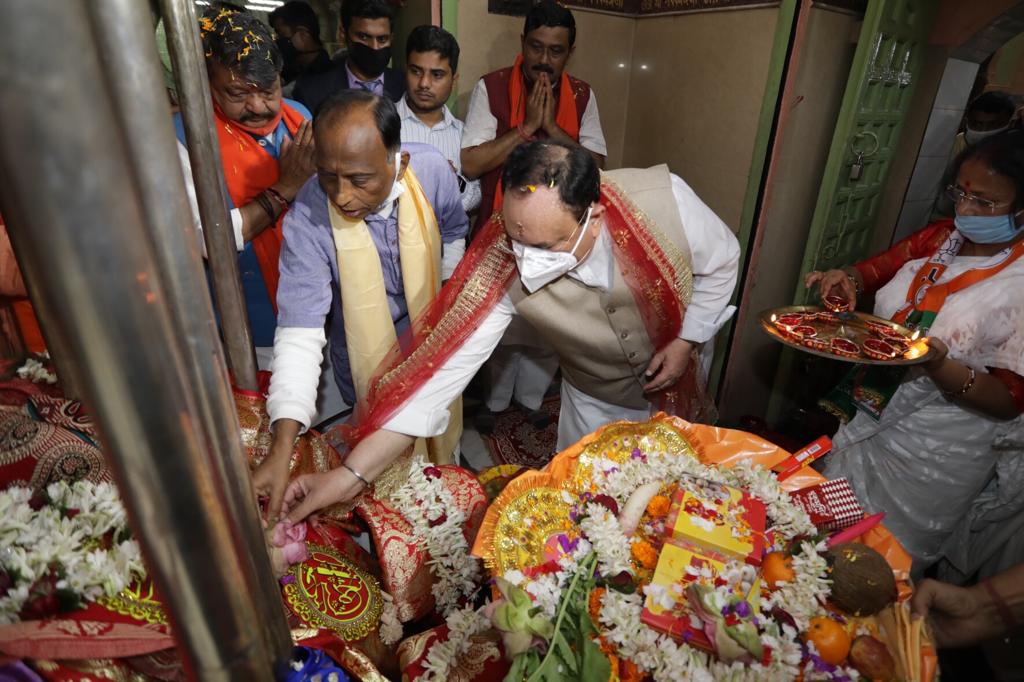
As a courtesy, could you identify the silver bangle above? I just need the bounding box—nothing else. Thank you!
[341,462,370,487]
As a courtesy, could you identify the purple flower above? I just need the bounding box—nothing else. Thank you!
[733,600,752,618]
[630,448,644,460]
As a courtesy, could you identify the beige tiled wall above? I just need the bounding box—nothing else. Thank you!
[622,9,778,233]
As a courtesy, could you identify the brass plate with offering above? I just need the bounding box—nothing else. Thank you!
[758,305,937,365]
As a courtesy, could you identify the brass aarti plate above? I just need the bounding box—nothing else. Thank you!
[758,305,937,366]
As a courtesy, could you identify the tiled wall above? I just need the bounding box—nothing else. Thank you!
[892,58,978,242]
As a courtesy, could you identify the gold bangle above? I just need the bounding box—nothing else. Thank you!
[944,365,976,398]
[341,462,370,487]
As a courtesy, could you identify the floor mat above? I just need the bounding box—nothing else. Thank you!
[478,394,560,469]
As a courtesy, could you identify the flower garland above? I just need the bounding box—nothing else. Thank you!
[420,604,491,682]
[0,481,145,624]
[389,455,481,616]
[16,353,56,385]
[379,591,403,647]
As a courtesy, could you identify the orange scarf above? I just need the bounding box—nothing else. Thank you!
[493,55,581,210]
[214,102,307,312]
[892,231,1024,329]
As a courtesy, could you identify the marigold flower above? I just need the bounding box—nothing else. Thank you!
[645,495,671,519]
[588,586,606,622]
[630,540,658,570]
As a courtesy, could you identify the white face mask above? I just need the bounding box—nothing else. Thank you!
[375,152,404,211]
[512,206,593,293]
[965,123,1010,145]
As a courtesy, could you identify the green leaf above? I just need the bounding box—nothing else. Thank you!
[504,649,540,682]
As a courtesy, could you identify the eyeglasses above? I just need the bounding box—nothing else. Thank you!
[945,185,1014,214]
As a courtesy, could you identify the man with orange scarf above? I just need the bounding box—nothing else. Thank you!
[174,8,343,419]
[461,1,607,434]
[276,141,740,522]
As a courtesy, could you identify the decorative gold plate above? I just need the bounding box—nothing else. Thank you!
[568,420,699,491]
[97,580,168,625]
[479,474,575,575]
[758,305,937,366]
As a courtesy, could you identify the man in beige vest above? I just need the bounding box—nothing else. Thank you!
[277,141,739,520]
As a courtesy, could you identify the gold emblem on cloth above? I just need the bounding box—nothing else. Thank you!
[97,580,168,625]
[283,544,383,641]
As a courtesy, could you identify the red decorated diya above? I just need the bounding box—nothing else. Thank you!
[803,336,830,352]
[823,295,851,313]
[790,325,817,338]
[863,338,898,361]
[813,311,840,324]
[865,320,895,336]
[830,337,861,358]
[775,313,805,328]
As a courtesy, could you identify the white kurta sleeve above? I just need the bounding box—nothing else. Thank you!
[670,174,740,344]
[267,326,327,433]
[460,79,498,149]
[383,295,515,437]
[578,90,608,157]
[441,238,467,279]
[177,140,245,253]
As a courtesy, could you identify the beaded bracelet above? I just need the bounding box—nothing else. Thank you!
[254,192,276,223]
[341,462,370,487]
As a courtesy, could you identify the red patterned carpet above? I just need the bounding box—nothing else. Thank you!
[478,394,560,469]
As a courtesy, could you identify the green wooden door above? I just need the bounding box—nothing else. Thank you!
[768,0,937,421]
[793,0,937,299]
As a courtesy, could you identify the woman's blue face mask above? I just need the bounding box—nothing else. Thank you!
[955,210,1024,245]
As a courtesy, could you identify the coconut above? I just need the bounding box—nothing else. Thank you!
[825,543,897,616]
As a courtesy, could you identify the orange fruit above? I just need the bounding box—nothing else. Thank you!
[804,616,851,665]
[762,551,796,589]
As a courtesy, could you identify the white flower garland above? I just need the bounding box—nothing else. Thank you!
[16,354,57,385]
[389,455,481,616]
[379,590,403,646]
[0,481,145,624]
[578,503,634,577]
[420,604,491,682]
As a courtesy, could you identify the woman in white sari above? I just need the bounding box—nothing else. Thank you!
[806,131,1024,581]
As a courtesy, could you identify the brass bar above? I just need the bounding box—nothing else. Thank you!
[88,0,292,671]
[160,0,259,391]
[0,1,278,678]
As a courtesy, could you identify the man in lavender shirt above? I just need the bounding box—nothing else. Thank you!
[253,90,468,518]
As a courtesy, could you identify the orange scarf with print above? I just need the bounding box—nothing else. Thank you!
[214,102,307,311]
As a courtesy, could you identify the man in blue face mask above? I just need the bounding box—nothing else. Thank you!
[292,0,406,116]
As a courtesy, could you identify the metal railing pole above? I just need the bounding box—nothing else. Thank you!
[160,0,260,391]
[87,0,293,672]
[0,2,281,678]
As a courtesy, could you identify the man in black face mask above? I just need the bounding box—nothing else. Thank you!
[269,2,332,93]
[292,0,406,116]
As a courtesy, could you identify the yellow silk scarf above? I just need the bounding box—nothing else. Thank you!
[328,167,461,464]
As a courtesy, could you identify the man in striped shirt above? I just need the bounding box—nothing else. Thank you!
[397,26,480,219]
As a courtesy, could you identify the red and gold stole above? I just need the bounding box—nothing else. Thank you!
[214,102,307,312]
[336,180,710,449]
[491,55,582,212]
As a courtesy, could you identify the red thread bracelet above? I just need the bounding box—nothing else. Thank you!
[265,186,290,211]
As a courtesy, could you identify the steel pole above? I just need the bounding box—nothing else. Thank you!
[160,0,259,391]
[87,0,292,671]
[0,2,276,678]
